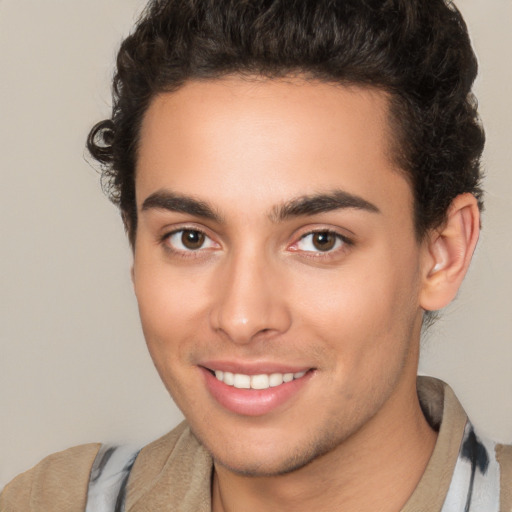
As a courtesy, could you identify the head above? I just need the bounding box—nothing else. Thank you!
[88,0,484,248]
[87,0,484,477]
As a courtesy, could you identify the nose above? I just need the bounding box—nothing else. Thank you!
[210,250,292,344]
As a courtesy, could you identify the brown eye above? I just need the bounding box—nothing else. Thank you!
[181,230,205,250]
[166,229,217,254]
[295,231,344,253]
[312,232,337,251]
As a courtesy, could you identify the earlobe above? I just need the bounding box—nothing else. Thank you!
[420,193,480,311]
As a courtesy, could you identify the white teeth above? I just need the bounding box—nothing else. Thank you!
[251,374,270,390]
[233,374,251,389]
[213,370,308,390]
[269,373,284,387]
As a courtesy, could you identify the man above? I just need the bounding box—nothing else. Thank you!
[1,0,510,510]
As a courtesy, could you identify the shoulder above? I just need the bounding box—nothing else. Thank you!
[126,422,213,510]
[0,422,209,512]
[497,442,512,468]
[0,443,101,512]
[496,443,512,510]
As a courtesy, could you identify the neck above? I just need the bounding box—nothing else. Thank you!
[212,375,437,512]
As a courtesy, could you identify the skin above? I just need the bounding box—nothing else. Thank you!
[132,77,477,511]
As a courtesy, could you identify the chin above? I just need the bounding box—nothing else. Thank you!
[191,422,346,478]
[212,452,316,478]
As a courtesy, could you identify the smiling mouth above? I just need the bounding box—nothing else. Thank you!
[208,369,309,390]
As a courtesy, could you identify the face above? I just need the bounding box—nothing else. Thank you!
[133,77,428,476]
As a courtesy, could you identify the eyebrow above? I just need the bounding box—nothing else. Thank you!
[270,190,380,222]
[141,188,380,223]
[141,190,222,222]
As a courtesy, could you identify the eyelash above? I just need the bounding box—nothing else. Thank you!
[160,227,353,259]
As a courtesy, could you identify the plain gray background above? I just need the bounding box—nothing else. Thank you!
[1,0,511,489]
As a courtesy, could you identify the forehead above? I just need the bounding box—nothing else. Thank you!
[136,77,411,218]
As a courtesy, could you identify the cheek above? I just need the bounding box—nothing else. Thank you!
[135,242,213,318]
[133,266,206,406]
[133,260,208,361]
[291,252,421,364]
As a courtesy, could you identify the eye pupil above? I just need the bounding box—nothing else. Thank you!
[182,230,205,250]
[313,232,336,251]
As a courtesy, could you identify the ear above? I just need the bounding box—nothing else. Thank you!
[419,193,480,311]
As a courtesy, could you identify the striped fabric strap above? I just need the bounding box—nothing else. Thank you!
[85,444,140,512]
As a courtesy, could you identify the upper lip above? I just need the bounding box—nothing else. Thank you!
[200,360,313,375]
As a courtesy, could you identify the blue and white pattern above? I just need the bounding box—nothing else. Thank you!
[85,444,140,512]
[441,421,500,512]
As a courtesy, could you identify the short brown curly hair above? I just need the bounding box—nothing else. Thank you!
[88,0,484,247]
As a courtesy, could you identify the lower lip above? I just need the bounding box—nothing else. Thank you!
[201,367,313,417]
